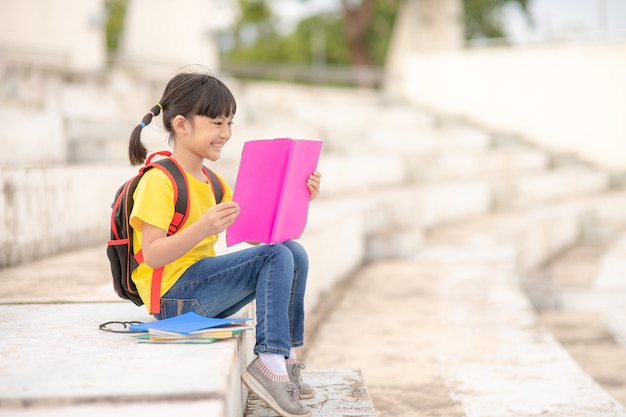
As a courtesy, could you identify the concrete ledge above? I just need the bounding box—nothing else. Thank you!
[0,303,250,417]
[0,400,224,417]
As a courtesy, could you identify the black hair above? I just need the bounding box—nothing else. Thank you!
[128,73,237,166]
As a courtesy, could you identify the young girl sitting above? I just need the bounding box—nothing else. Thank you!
[128,72,321,417]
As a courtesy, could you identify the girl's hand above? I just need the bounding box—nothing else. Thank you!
[307,171,322,201]
[141,201,239,269]
[200,201,240,235]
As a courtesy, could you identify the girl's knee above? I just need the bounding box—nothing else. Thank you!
[281,240,309,269]
[262,241,309,271]
[263,243,295,265]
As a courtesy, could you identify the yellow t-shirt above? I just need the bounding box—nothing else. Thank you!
[129,166,233,313]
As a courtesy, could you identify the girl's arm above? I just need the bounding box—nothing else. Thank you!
[140,201,239,269]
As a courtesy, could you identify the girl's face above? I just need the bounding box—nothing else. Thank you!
[186,114,233,161]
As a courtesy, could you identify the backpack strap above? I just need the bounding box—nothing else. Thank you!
[153,158,190,235]
[203,166,224,204]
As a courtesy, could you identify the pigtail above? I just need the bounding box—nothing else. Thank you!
[128,103,163,166]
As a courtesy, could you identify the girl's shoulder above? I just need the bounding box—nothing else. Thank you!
[142,165,175,185]
[134,166,175,200]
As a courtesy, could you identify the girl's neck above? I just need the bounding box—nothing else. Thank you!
[171,150,206,182]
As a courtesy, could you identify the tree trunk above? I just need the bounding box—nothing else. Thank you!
[341,0,375,67]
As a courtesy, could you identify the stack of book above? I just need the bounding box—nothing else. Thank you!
[129,312,253,344]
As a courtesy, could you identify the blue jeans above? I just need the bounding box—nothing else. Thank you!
[154,241,309,358]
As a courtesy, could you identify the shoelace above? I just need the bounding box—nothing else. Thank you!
[290,362,305,382]
[285,382,305,406]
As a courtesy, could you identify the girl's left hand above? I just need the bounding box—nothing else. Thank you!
[307,171,322,201]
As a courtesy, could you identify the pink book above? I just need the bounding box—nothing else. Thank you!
[226,138,323,247]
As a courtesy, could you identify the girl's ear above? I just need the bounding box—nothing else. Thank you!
[172,115,188,135]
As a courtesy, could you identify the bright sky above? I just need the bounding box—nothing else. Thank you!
[504,0,626,42]
[271,0,338,20]
[270,0,339,32]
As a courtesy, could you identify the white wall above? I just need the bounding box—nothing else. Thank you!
[386,0,463,95]
[119,0,221,74]
[0,0,105,70]
[395,41,626,171]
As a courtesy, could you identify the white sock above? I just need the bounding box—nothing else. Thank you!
[258,353,287,375]
[286,348,297,365]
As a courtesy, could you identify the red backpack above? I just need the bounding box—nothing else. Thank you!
[106,151,224,314]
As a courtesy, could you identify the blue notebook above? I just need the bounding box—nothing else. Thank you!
[129,312,252,334]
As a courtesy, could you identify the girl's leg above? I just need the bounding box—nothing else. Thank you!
[161,243,311,415]
[281,240,309,349]
[156,243,296,358]
[280,241,316,399]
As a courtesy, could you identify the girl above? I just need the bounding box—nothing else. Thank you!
[128,72,321,417]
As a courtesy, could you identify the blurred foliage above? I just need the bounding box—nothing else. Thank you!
[224,0,532,66]
[104,0,128,53]
[464,0,532,40]
[224,0,399,66]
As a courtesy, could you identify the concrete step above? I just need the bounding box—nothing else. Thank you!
[421,190,626,271]
[304,193,626,416]
[411,146,551,182]
[524,230,626,405]
[0,302,253,417]
[244,369,376,417]
[525,227,626,325]
[492,166,611,210]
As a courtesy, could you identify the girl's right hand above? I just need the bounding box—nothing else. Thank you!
[201,201,239,235]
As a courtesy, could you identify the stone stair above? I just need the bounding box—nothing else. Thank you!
[2,81,626,416]
[524,219,626,405]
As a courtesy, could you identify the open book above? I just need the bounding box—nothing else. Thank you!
[226,138,322,246]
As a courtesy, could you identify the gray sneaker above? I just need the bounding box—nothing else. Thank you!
[242,357,311,417]
[287,362,316,399]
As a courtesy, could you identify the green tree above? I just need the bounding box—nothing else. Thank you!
[223,0,399,67]
[224,0,532,67]
[104,0,128,54]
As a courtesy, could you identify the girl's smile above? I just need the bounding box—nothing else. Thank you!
[186,115,233,161]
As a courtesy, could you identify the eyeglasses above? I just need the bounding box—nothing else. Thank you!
[98,321,143,333]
